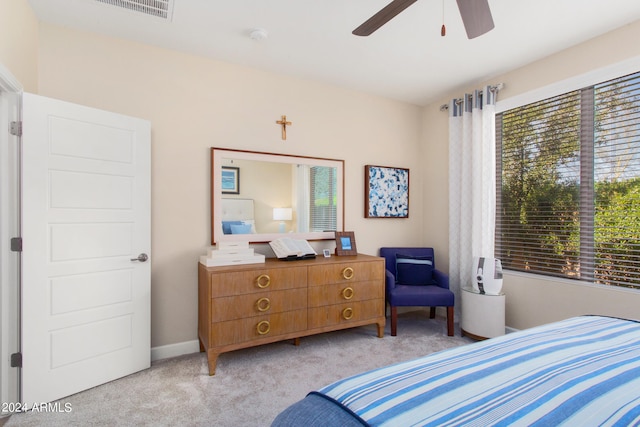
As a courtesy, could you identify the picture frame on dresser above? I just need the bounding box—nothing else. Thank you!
[335,231,357,256]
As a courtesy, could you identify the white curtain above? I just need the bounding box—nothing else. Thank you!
[294,164,310,233]
[448,87,497,314]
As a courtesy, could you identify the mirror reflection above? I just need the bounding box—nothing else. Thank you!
[211,148,344,244]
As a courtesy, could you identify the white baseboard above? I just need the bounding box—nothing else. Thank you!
[151,339,200,362]
[149,325,521,362]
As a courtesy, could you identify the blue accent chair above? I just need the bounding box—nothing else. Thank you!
[379,247,454,336]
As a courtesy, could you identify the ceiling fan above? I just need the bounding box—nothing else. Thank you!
[352,0,494,39]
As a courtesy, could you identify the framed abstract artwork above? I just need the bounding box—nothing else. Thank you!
[364,165,409,218]
[221,166,240,194]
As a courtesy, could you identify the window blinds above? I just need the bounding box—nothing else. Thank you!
[496,71,640,289]
[593,73,640,288]
[309,166,337,232]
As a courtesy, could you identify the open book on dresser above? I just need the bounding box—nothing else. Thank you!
[269,238,317,260]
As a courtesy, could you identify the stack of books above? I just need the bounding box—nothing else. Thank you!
[199,241,265,267]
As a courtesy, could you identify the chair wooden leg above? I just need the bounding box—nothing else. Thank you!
[447,306,454,337]
[391,306,398,336]
[429,307,436,319]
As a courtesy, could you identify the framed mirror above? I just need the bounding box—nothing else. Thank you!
[211,148,345,244]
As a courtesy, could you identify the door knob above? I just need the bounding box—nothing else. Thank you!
[130,253,148,262]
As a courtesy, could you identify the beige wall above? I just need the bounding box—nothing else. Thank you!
[35,24,423,348]
[423,20,640,330]
[0,0,38,92]
[6,0,640,347]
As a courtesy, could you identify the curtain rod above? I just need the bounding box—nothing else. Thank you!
[439,83,504,111]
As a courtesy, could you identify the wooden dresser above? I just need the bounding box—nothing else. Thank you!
[198,254,385,375]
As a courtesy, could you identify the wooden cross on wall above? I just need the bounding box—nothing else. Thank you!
[276,115,292,140]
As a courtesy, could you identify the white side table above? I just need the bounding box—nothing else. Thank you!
[461,286,505,340]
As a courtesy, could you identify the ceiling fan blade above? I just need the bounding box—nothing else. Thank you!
[456,0,494,39]
[352,0,418,36]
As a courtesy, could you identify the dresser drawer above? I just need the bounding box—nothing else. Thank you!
[210,309,307,346]
[210,266,307,297]
[211,288,307,322]
[307,260,383,286]
[199,255,386,375]
[307,299,385,329]
[307,281,384,308]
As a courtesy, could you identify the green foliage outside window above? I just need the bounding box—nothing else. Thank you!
[497,72,640,289]
[310,166,337,231]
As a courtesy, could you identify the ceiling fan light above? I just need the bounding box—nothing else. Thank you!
[456,0,494,39]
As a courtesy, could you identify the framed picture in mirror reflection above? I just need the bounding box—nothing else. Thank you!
[221,166,240,194]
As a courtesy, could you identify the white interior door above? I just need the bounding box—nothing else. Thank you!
[21,93,151,404]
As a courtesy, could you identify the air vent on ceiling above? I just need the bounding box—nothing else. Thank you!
[94,0,173,20]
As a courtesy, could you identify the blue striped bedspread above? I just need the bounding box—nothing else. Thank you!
[319,315,640,426]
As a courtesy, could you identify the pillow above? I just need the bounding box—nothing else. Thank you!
[241,219,257,234]
[230,223,252,234]
[222,221,243,235]
[395,254,435,286]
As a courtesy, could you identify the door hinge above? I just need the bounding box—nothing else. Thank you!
[10,121,22,137]
[10,237,22,252]
[10,353,22,368]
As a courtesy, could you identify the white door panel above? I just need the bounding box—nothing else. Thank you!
[50,170,133,209]
[50,270,133,315]
[21,93,150,404]
[50,222,134,260]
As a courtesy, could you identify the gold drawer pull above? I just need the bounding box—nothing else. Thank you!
[256,297,271,312]
[342,287,354,300]
[342,267,354,280]
[256,274,271,288]
[257,320,271,335]
[342,307,354,320]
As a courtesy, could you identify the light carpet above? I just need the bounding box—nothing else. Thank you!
[6,311,473,427]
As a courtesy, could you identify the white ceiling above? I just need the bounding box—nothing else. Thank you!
[27,0,640,106]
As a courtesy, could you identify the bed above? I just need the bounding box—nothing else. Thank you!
[220,198,257,234]
[271,315,640,426]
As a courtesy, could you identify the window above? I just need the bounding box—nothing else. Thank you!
[496,71,640,289]
[309,166,337,232]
